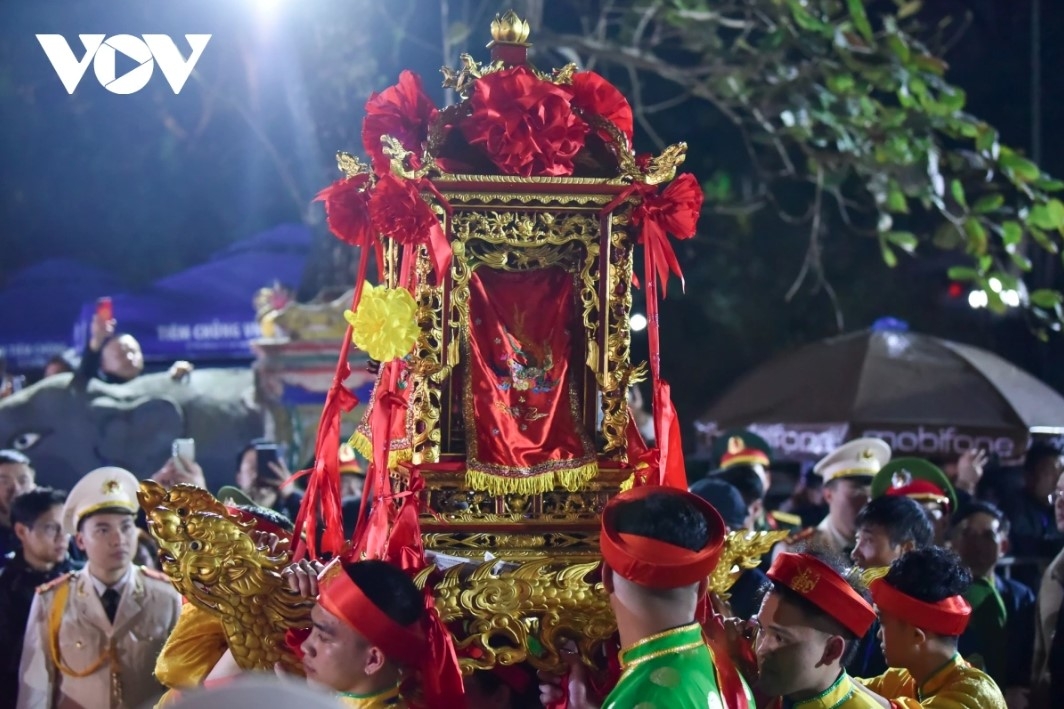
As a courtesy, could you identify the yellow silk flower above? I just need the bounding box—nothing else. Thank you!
[344,283,419,362]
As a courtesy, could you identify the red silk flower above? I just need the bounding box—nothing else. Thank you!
[568,71,634,147]
[369,174,438,245]
[314,173,374,248]
[631,173,704,295]
[462,66,588,177]
[362,70,438,175]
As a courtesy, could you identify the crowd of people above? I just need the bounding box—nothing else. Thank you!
[1,396,1063,707]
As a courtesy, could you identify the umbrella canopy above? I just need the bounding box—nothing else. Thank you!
[71,223,311,363]
[697,329,1064,464]
[0,259,124,370]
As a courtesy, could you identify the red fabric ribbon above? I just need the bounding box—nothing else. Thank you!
[291,252,369,560]
[870,578,972,636]
[601,176,702,488]
[697,599,753,709]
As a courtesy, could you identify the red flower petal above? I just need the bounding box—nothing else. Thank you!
[314,174,374,248]
[362,70,438,175]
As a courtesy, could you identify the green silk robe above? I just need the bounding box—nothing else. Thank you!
[602,622,751,709]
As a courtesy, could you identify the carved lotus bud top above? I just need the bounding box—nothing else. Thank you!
[489,10,531,46]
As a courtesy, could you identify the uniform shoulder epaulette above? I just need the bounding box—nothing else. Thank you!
[139,566,171,583]
[36,572,73,595]
[770,510,803,528]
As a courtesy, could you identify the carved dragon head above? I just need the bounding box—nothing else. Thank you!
[138,481,295,611]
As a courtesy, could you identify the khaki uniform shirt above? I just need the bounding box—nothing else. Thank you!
[17,566,181,709]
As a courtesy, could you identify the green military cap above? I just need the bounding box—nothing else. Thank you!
[710,429,773,470]
[871,457,958,513]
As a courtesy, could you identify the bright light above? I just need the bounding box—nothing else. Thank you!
[968,290,988,309]
[1002,289,1021,307]
[988,277,1003,293]
[630,313,648,332]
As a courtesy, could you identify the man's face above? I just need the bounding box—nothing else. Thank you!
[824,479,870,533]
[76,512,137,574]
[851,524,902,570]
[1032,455,1064,500]
[301,603,376,693]
[0,462,35,515]
[340,473,364,500]
[754,592,838,698]
[1053,472,1064,533]
[952,511,1005,578]
[922,502,950,545]
[876,610,914,669]
[15,504,69,566]
[100,335,144,381]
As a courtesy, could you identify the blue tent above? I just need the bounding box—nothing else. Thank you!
[0,259,124,370]
[73,223,312,363]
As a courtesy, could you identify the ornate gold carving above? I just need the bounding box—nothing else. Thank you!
[430,558,614,673]
[336,151,369,178]
[489,10,531,46]
[711,529,791,599]
[138,481,312,674]
[441,55,505,98]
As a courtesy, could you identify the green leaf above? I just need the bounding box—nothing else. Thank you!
[1029,227,1059,254]
[886,34,910,63]
[939,87,966,113]
[1009,250,1033,271]
[827,74,856,93]
[950,179,967,208]
[886,189,908,213]
[1001,220,1023,245]
[972,194,1004,214]
[1001,152,1041,182]
[947,266,979,282]
[1028,200,1064,230]
[1050,199,1064,228]
[885,230,918,253]
[880,241,898,267]
[788,0,831,34]
[847,0,875,43]
[1033,178,1064,192]
[897,1,923,19]
[975,126,998,153]
[933,223,962,249]
[964,218,988,254]
[1030,289,1064,309]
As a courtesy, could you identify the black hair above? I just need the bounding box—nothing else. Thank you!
[714,465,765,505]
[884,547,971,640]
[612,492,710,552]
[232,503,294,533]
[1024,441,1063,474]
[689,478,747,530]
[951,500,1010,535]
[345,559,423,627]
[0,449,32,467]
[10,487,67,528]
[762,545,870,667]
[855,496,933,549]
[234,439,268,470]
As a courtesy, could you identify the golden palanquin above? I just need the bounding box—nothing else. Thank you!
[141,11,786,681]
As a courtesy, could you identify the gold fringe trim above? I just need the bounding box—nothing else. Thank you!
[465,461,599,497]
[347,431,413,470]
[619,473,635,492]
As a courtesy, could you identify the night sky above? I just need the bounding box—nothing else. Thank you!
[2,0,1063,413]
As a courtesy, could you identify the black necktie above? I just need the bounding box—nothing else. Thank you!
[101,588,120,624]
